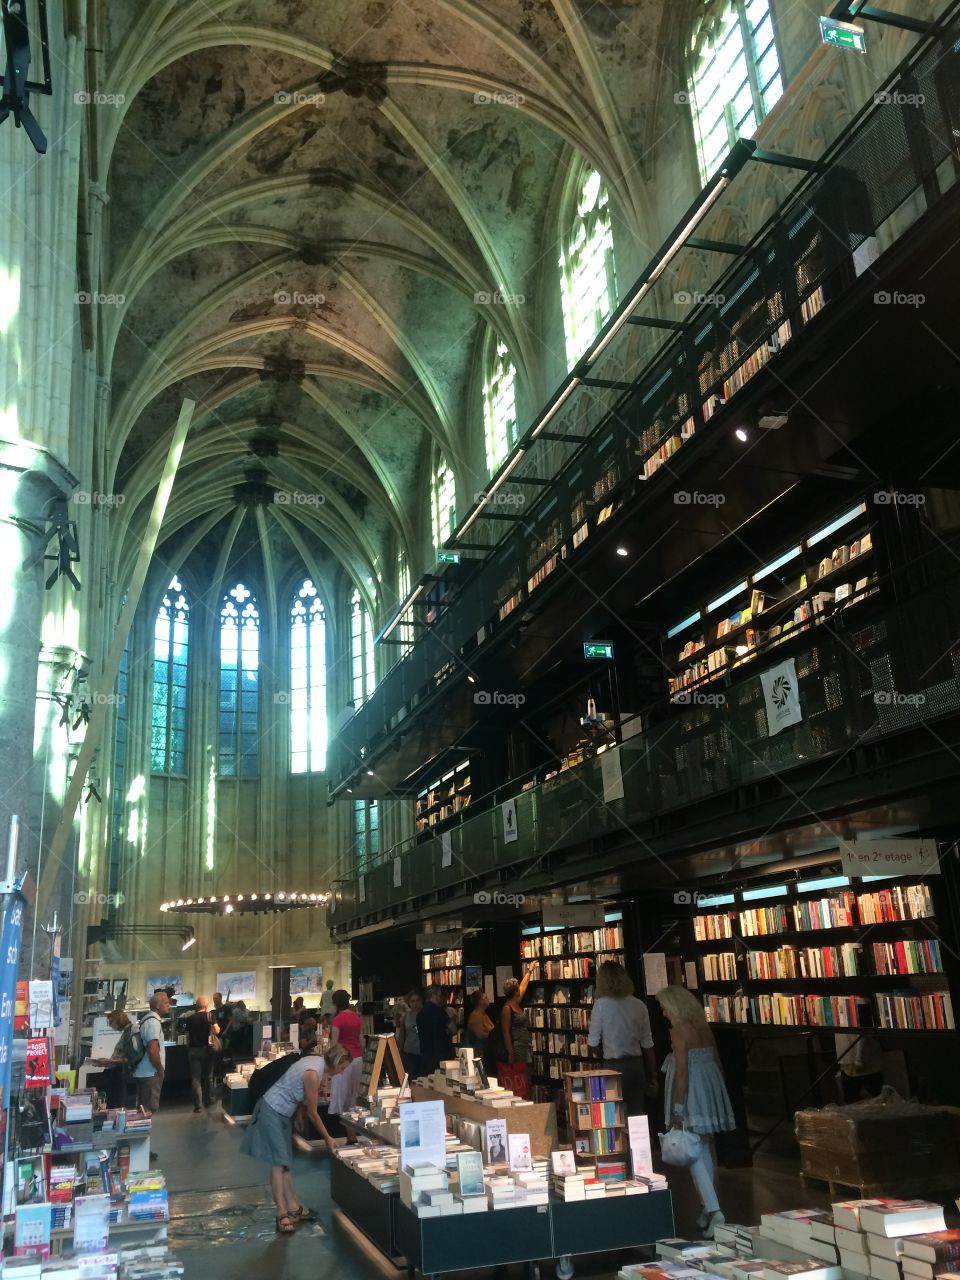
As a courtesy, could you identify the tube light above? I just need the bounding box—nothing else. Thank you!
[530,378,581,440]
[741,883,788,901]
[753,546,802,581]
[381,583,425,640]
[807,503,866,547]
[667,611,701,639]
[707,581,748,613]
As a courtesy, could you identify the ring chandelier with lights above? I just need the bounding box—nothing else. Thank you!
[160,892,330,917]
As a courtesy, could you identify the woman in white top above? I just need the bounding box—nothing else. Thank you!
[240,1036,351,1234]
[587,960,658,1116]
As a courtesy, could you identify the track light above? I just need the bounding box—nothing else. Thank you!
[735,427,749,442]
[615,546,629,558]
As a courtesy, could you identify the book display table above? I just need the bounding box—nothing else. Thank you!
[331,1154,674,1279]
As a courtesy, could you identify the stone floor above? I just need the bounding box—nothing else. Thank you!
[154,1101,830,1280]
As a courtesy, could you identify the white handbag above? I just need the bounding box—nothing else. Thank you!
[659,1125,702,1167]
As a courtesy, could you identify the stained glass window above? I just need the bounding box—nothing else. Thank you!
[290,579,327,774]
[219,583,259,777]
[151,576,188,774]
[560,169,617,366]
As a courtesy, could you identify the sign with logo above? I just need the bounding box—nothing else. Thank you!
[437,551,460,564]
[820,15,866,53]
[583,642,614,660]
[542,902,605,929]
[840,837,941,878]
[760,657,802,736]
[501,798,519,844]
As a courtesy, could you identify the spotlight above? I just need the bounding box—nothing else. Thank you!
[366,769,374,777]
[615,546,629,557]
[735,427,749,442]
[224,903,234,915]
[181,929,196,951]
[467,674,476,684]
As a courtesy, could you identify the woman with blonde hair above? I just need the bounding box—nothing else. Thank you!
[587,960,657,1116]
[655,985,734,1239]
[241,1036,352,1233]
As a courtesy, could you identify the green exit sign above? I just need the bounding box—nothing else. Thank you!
[437,551,460,564]
[583,642,614,660]
[819,15,866,53]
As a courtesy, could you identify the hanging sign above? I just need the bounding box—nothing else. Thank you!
[542,903,604,929]
[841,837,941,878]
[0,893,27,1104]
[820,15,866,54]
[501,798,519,844]
[440,832,453,868]
[601,747,624,802]
[760,657,803,736]
[393,858,402,888]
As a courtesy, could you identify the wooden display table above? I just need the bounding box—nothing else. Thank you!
[410,1082,559,1160]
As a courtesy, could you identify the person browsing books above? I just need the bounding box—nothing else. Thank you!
[396,989,423,1078]
[92,1009,135,1108]
[655,984,735,1240]
[133,991,170,1115]
[465,990,494,1059]
[185,996,215,1113]
[501,967,536,1066]
[417,984,455,1074]
[240,1035,352,1233]
[587,960,658,1116]
[327,990,364,1122]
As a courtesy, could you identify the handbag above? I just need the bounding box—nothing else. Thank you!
[496,1060,530,1099]
[209,1031,222,1053]
[658,1125,702,1167]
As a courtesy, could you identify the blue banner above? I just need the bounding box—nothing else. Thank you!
[0,892,26,1104]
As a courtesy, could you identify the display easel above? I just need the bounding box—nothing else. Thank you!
[360,1033,405,1099]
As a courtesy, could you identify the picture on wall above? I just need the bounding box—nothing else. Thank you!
[215,972,257,1004]
[289,966,323,996]
[145,975,183,1002]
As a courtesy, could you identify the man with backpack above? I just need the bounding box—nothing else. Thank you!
[133,992,170,1114]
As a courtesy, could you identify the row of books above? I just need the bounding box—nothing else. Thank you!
[740,943,862,981]
[532,1053,586,1079]
[702,992,865,1027]
[539,957,599,980]
[696,884,934,938]
[423,969,463,987]
[871,938,942,975]
[816,532,873,580]
[573,1128,624,1155]
[876,990,955,1030]
[530,1030,590,1056]
[572,1101,621,1128]
[859,884,935,924]
[528,1006,590,1030]
[702,952,738,981]
[520,924,623,959]
[422,949,463,967]
[526,984,593,1007]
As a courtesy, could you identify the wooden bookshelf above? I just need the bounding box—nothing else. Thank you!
[421,948,464,1030]
[522,917,625,1084]
[689,874,955,1032]
[564,1069,627,1166]
[666,499,879,704]
[415,758,471,835]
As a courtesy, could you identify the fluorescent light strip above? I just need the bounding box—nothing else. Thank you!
[741,883,789,901]
[381,583,425,640]
[696,893,735,907]
[667,611,701,639]
[604,911,623,923]
[807,503,866,547]
[753,546,802,581]
[797,875,849,893]
[707,580,748,614]
[531,379,581,440]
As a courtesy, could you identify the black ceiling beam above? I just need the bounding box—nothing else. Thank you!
[829,1,941,34]
[627,317,687,331]
[686,237,747,254]
[580,377,634,390]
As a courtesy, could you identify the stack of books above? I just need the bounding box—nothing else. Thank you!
[761,1209,839,1262]
[815,1198,948,1279]
[126,1173,169,1222]
[120,1245,186,1279]
[399,1162,449,1213]
[511,1170,549,1205]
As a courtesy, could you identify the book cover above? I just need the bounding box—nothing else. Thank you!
[858,1203,946,1239]
[14,1202,52,1259]
[507,1133,532,1173]
[456,1151,485,1198]
[901,1232,960,1264]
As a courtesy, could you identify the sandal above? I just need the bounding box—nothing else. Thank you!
[290,1205,317,1222]
[275,1214,296,1234]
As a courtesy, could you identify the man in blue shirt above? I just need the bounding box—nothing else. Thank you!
[134,991,170,1113]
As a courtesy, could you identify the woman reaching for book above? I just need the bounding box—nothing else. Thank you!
[655,985,735,1241]
[501,965,537,1066]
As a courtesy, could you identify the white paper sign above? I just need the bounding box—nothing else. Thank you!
[600,747,625,802]
[641,952,668,998]
[441,832,453,868]
[90,1016,119,1062]
[28,980,54,1031]
[684,961,699,991]
[399,1099,447,1170]
[358,874,365,904]
[841,837,941,878]
[542,902,604,929]
[501,798,519,844]
[628,1115,654,1177]
[393,858,402,888]
[760,657,802,736]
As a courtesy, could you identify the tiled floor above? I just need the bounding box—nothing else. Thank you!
[155,1102,830,1280]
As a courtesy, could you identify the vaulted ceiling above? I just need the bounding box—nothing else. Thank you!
[99,0,691,615]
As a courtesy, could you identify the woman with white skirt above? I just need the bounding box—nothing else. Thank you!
[241,1038,351,1233]
[655,985,735,1240]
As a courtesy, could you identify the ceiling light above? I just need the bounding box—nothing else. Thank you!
[181,931,196,951]
[366,769,374,777]
[224,904,234,914]
[735,427,749,442]
[467,674,476,684]
[615,546,629,557]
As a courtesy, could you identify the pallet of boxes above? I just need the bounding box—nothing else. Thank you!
[795,1094,960,1197]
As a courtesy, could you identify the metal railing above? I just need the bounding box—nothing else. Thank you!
[331,4,960,791]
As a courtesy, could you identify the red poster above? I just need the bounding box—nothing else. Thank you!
[14,980,27,1031]
[25,1038,50,1089]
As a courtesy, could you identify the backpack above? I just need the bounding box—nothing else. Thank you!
[248,1053,300,1105]
[124,1031,146,1071]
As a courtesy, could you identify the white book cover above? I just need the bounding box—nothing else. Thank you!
[507,1133,532,1173]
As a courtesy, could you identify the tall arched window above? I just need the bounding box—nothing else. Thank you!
[354,798,379,868]
[432,458,456,549]
[397,549,414,658]
[219,583,260,777]
[290,579,327,774]
[107,645,128,910]
[483,337,518,475]
[560,168,617,367]
[350,587,376,706]
[151,576,189,774]
[689,0,783,184]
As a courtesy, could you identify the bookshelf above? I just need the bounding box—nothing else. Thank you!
[421,948,464,1029]
[689,873,955,1032]
[415,759,471,835]
[522,915,625,1083]
[564,1069,627,1169]
[666,500,878,704]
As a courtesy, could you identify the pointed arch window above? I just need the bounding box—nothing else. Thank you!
[397,549,414,659]
[432,458,456,549]
[560,168,617,367]
[483,337,518,475]
[355,798,379,868]
[689,0,783,184]
[291,579,327,774]
[151,576,189,774]
[219,583,260,777]
[350,587,376,706]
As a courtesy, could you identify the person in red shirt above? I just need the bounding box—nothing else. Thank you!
[327,990,363,1120]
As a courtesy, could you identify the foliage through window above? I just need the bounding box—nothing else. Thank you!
[219,583,260,777]
[689,0,783,184]
[151,576,188,774]
[290,579,327,774]
[432,459,456,549]
[483,337,518,474]
[560,168,617,367]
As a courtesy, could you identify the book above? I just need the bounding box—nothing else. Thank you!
[858,1204,946,1239]
[762,1263,841,1280]
[507,1133,532,1173]
[834,1202,901,1232]
[456,1151,485,1198]
[14,1203,52,1259]
[868,1257,902,1280]
[901,1233,960,1264]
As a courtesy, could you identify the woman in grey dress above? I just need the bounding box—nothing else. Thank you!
[241,1037,351,1233]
